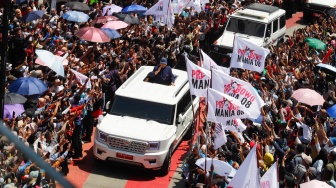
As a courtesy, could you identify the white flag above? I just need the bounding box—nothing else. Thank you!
[228,145,261,188]
[223,119,246,142]
[214,123,227,149]
[70,69,91,89]
[200,50,230,75]
[186,57,211,97]
[260,162,279,188]
[144,0,170,15]
[230,36,270,73]
[212,69,264,119]
[207,88,250,122]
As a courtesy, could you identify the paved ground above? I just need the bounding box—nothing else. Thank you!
[61,12,306,188]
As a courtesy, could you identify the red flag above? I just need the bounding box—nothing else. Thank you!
[322,48,333,63]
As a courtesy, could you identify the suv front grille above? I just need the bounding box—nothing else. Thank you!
[107,136,148,154]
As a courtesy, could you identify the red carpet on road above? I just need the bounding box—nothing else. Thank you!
[287,12,303,29]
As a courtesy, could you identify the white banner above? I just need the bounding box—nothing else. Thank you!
[214,123,227,150]
[223,119,246,142]
[212,69,264,119]
[186,57,211,97]
[70,69,91,89]
[144,0,170,15]
[228,145,260,188]
[230,36,270,73]
[171,0,202,14]
[260,162,279,188]
[207,88,250,122]
[200,50,230,75]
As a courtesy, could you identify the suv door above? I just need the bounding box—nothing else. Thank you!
[175,90,193,141]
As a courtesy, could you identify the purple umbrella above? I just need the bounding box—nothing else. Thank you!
[4,104,25,119]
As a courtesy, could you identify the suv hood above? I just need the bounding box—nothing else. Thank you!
[98,114,175,142]
[217,32,264,49]
[307,0,336,7]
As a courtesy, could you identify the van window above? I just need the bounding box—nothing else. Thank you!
[266,23,271,38]
[176,90,192,118]
[272,19,278,33]
[280,15,286,28]
[226,17,265,38]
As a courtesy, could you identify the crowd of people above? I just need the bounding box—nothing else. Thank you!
[0,0,335,187]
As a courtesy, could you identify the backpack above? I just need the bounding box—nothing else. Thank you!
[293,164,307,185]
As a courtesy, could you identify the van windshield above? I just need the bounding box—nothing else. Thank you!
[226,17,266,38]
[110,96,175,125]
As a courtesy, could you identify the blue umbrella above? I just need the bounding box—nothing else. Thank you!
[22,10,45,23]
[62,11,90,23]
[8,77,47,96]
[121,5,147,14]
[16,0,26,4]
[327,105,336,118]
[101,28,121,39]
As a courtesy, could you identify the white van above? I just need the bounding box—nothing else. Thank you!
[93,66,199,175]
[210,4,286,65]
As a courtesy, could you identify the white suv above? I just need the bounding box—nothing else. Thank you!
[93,66,199,174]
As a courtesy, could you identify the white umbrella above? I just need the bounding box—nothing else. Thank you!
[35,50,67,77]
[195,158,236,178]
[102,4,122,16]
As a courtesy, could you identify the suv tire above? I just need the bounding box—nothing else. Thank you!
[159,149,172,176]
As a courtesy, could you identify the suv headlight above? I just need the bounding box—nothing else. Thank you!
[98,130,108,143]
[148,142,160,150]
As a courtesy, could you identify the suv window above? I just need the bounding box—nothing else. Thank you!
[176,90,192,119]
[272,19,278,33]
[110,96,175,125]
[266,23,271,37]
[280,15,286,29]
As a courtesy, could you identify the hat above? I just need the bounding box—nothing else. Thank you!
[263,153,274,166]
[160,58,167,65]
[302,153,312,165]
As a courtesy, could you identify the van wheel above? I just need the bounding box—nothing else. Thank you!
[183,126,192,140]
[159,149,172,176]
[94,157,103,165]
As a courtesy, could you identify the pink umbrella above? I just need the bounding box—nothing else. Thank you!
[75,26,110,43]
[35,55,69,66]
[291,88,325,106]
[300,180,332,188]
[101,20,128,30]
[95,16,119,24]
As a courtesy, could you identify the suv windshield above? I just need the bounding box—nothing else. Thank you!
[226,17,266,38]
[110,96,175,125]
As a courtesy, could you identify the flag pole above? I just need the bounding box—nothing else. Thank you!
[229,34,237,76]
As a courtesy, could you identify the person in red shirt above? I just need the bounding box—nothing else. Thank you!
[26,41,35,66]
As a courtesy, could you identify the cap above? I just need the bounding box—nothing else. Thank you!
[302,153,312,165]
[160,58,167,65]
[263,153,274,166]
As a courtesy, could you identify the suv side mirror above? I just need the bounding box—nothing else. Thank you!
[177,114,184,124]
[266,29,271,37]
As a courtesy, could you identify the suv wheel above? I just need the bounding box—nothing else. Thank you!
[94,157,103,165]
[159,149,172,176]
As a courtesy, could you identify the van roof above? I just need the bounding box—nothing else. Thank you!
[246,4,279,14]
[233,4,285,23]
[115,66,189,105]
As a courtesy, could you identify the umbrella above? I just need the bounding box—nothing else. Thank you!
[316,63,336,75]
[327,105,336,118]
[304,38,327,50]
[121,5,147,14]
[101,28,121,39]
[35,55,69,66]
[195,158,236,178]
[22,10,45,23]
[62,11,90,23]
[4,104,25,119]
[95,16,119,24]
[64,1,90,11]
[101,21,128,30]
[102,4,122,16]
[8,77,47,96]
[327,9,336,19]
[300,180,332,188]
[16,0,26,4]
[291,88,325,106]
[35,50,67,77]
[75,26,110,43]
[4,93,27,105]
[113,14,140,24]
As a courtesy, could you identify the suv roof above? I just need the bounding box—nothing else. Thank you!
[246,3,279,13]
[115,66,189,105]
